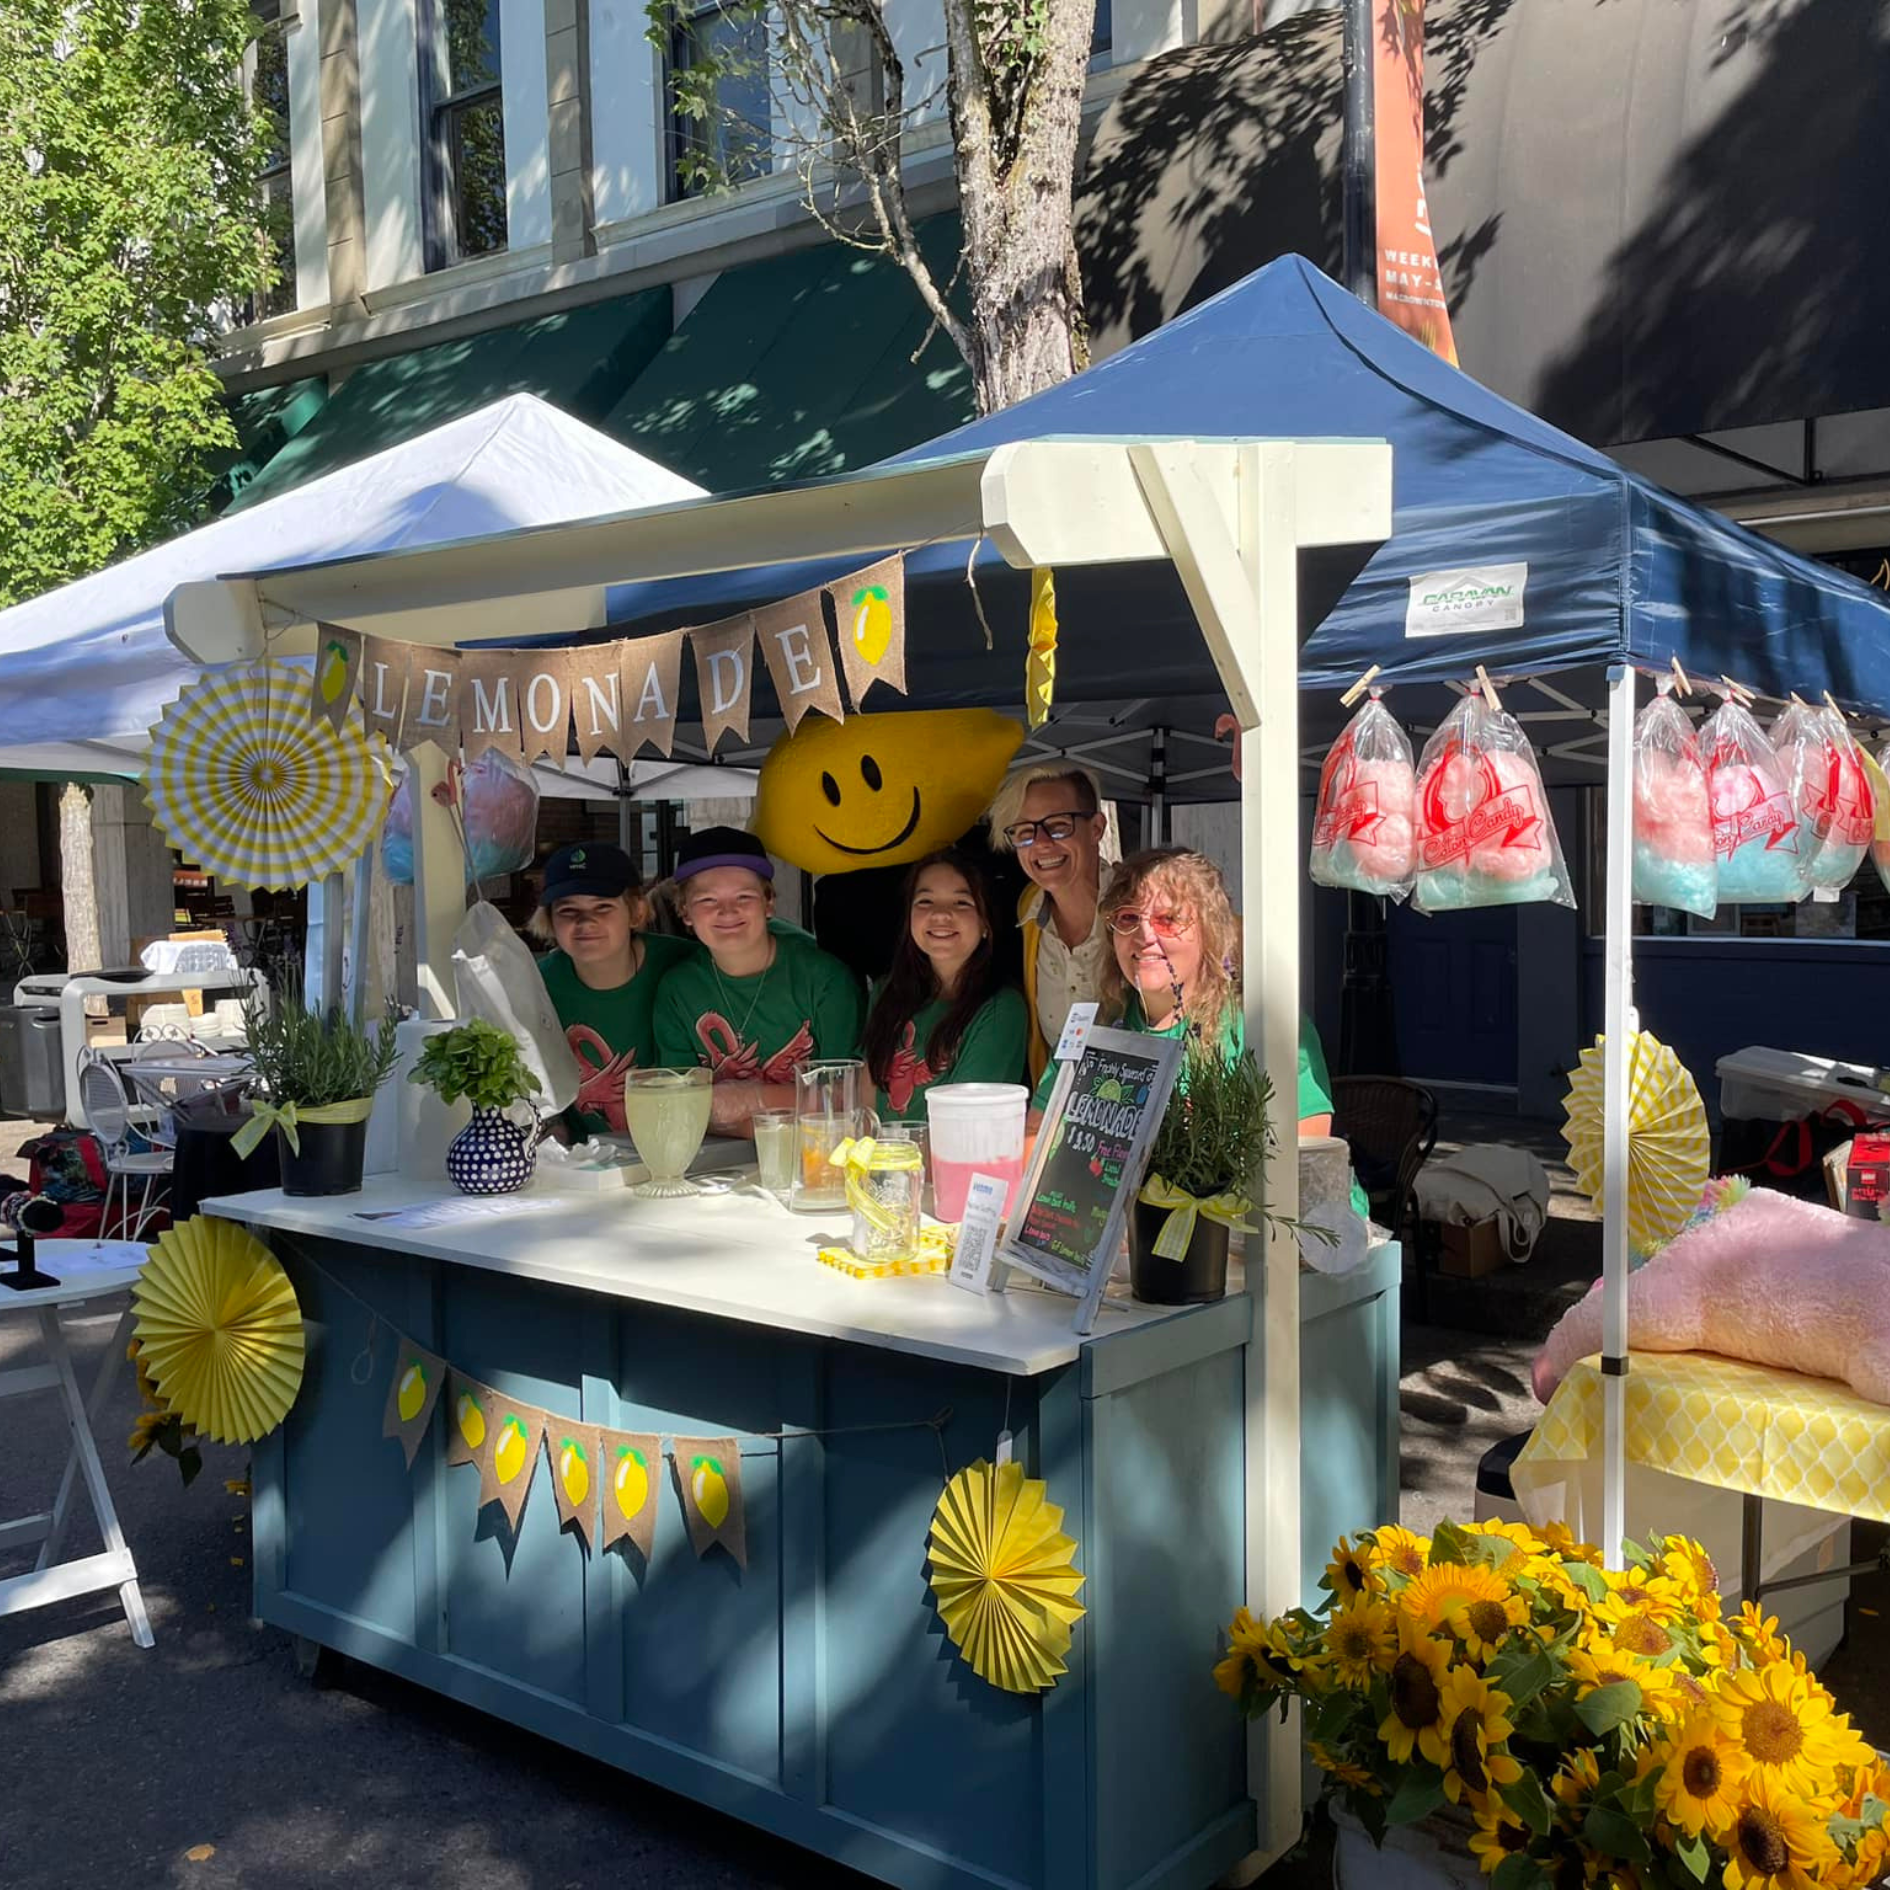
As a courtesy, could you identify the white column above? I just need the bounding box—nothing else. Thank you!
[287,0,332,307]
[1107,0,1188,68]
[588,0,662,225]
[503,0,552,249]
[359,0,426,289]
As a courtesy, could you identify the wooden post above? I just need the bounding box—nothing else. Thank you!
[408,747,463,1018]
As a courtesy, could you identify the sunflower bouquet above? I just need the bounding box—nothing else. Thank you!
[1216,1518,1889,1890]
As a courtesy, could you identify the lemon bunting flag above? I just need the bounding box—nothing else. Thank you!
[547,1421,604,1552]
[477,1398,546,1531]
[1562,1029,1711,1255]
[132,1219,305,1445]
[381,1339,445,1469]
[309,625,364,731]
[674,1434,746,1568]
[445,1372,496,1477]
[598,1429,661,1561]
[928,1458,1086,1694]
[826,554,907,711]
[1026,568,1058,729]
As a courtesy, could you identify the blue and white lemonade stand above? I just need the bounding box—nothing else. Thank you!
[165,439,1397,1889]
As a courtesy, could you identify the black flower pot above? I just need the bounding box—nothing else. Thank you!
[1129,1198,1231,1304]
[277,1114,369,1197]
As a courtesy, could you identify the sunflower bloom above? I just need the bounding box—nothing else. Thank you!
[1324,1598,1399,1688]
[1324,1533,1380,1603]
[1566,1642,1679,1714]
[1593,1605,1680,1665]
[1468,1798,1530,1876]
[1721,1770,1839,1890]
[1378,1618,1451,1767]
[1447,1587,1530,1663]
[1400,1560,1513,1635]
[1598,1568,1689,1627]
[1714,1661,1850,1801]
[1437,1664,1523,1807]
[1652,1709,1746,1838]
[1732,1601,1789,1665]
[1538,1520,1603,1565]
[1213,1608,1295,1702]
[1369,1523,1431,1581]
[1308,1740,1378,1793]
[1551,1747,1602,1817]
[1657,1535,1722,1606]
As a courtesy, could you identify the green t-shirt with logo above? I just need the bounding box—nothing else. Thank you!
[870,985,1029,1122]
[539,931,699,1137]
[653,930,864,1083]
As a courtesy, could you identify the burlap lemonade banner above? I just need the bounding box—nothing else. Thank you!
[691,612,756,753]
[548,1421,605,1551]
[827,553,908,710]
[673,1434,746,1568]
[381,1339,446,1470]
[598,1429,662,1561]
[476,1394,546,1531]
[753,595,845,735]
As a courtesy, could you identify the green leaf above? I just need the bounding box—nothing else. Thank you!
[1499,1767,1553,1837]
[1674,1832,1711,1884]
[1620,1766,1663,1822]
[1428,1520,1473,1567]
[1574,1681,1642,1736]
[1492,1855,1550,1890]
[1560,1560,1608,1602]
[1581,1804,1651,1867]
[1385,1764,1447,1827]
[1488,1641,1555,1709]
[1353,1789,1388,1848]
[178,1446,204,1489]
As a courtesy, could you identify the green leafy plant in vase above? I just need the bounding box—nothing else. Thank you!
[410,1019,545,1195]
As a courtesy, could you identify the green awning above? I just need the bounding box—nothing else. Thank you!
[226,288,672,512]
[601,219,975,490]
[208,376,329,510]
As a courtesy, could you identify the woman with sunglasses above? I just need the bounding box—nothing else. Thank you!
[862,850,1027,1122]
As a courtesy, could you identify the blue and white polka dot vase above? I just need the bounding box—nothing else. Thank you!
[445,1107,537,1195]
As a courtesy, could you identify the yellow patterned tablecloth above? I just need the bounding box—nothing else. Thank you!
[1513,1352,1890,1525]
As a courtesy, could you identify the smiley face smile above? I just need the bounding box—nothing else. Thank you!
[815,787,922,856]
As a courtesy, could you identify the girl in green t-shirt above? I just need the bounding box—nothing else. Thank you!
[533,840,696,1138]
[862,850,1027,1123]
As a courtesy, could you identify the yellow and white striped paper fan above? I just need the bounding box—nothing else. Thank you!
[145,659,391,891]
[1562,1030,1710,1254]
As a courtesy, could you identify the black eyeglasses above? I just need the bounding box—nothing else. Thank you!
[1004,810,1093,849]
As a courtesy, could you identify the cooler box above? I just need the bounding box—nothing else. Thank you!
[1716,1048,1890,1197]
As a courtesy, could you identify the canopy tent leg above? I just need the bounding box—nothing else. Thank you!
[1600,665,1637,1568]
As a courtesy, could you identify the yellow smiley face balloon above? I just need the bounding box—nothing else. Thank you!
[752,710,1025,875]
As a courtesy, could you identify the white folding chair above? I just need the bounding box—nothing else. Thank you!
[75,1055,172,1241]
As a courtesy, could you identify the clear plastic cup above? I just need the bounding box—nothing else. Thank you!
[752,1109,796,1199]
[925,1083,1028,1223]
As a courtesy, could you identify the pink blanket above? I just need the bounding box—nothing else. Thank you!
[1534,1188,1890,1406]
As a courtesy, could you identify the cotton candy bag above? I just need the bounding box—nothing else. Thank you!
[1771,702,1874,894]
[1703,700,1814,904]
[1310,691,1417,900]
[382,747,541,886]
[1872,741,1890,898]
[1630,685,1716,917]
[1412,695,1575,912]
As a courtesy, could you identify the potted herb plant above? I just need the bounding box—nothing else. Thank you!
[410,1019,544,1195]
[1217,1518,1890,1890]
[1131,1043,1272,1304]
[238,982,401,1196]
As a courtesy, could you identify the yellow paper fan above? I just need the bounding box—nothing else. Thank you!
[1562,1030,1711,1254]
[145,659,391,891]
[133,1217,306,1444]
[928,1458,1086,1693]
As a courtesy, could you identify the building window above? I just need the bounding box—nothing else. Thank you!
[1092,0,1111,60]
[667,1,772,201]
[426,0,508,264]
[250,1,296,319]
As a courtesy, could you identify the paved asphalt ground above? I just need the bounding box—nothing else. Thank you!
[3,1292,1883,1889]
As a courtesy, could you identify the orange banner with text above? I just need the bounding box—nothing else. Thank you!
[1373,0,1457,364]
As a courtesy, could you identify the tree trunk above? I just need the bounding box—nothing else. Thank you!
[59,784,101,975]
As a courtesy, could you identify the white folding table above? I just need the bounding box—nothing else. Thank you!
[0,1241,154,1647]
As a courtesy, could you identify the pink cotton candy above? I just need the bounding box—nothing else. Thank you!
[1634,749,1714,865]
[1310,696,1419,899]
[1344,754,1416,879]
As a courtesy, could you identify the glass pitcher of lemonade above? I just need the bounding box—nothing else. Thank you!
[791,1059,876,1212]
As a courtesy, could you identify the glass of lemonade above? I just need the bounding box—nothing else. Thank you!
[752,1108,796,1200]
[622,1068,714,1198]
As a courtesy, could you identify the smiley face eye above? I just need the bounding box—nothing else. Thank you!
[860,754,883,791]
[820,771,841,807]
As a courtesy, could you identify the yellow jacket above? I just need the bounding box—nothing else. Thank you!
[1019,889,1051,1084]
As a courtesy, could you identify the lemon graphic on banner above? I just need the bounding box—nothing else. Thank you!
[317,637,352,709]
[494,1414,529,1484]
[851,584,893,667]
[614,1444,649,1521]
[692,1455,730,1529]
[456,1391,487,1453]
[558,1437,589,1509]
[1562,1030,1711,1254]
[396,1361,427,1425]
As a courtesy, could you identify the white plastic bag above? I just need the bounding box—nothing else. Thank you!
[1771,702,1873,895]
[1704,700,1814,904]
[1412,695,1574,912]
[451,902,580,1114]
[1630,684,1716,918]
[1309,690,1417,901]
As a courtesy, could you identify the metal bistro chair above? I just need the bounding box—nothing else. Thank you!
[75,1053,174,1242]
[1330,1075,1439,1248]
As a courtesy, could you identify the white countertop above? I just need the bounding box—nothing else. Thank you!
[202,1175,1194,1377]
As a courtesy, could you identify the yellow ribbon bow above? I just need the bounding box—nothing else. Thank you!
[232,1094,375,1161]
[1137,1174,1257,1261]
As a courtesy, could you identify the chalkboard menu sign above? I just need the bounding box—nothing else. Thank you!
[997,1026,1184,1333]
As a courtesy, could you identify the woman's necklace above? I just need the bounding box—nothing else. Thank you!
[711,940,775,1043]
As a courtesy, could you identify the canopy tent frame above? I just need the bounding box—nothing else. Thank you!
[167,433,1396,1876]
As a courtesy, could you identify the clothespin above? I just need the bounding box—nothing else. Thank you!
[1339,665,1382,709]
[1669,657,1692,697]
[1719,675,1754,707]
[1823,690,1847,720]
[1474,665,1502,712]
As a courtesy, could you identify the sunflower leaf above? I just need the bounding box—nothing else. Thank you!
[1491,1857,1550,1890]
[1560,1560,1609,1602]
[1581,1804,1651,1867]
[1674,1833,1711,1884]
[1574,1681,1642,1736]
[1385,1764,1447,1826]
[1352,1789,1388,1849]
[1428,1521,1474,1567]
[1499,1767,1552,1837]
[1488,1641,1554,1708]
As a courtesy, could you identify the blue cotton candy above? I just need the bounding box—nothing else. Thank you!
[1632,844,1718,919]
[1716,834,1812,904]
[1414,867,1563,912]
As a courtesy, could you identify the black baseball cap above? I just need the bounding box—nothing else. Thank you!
[542,841,641,906]
[673,825,775,883]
